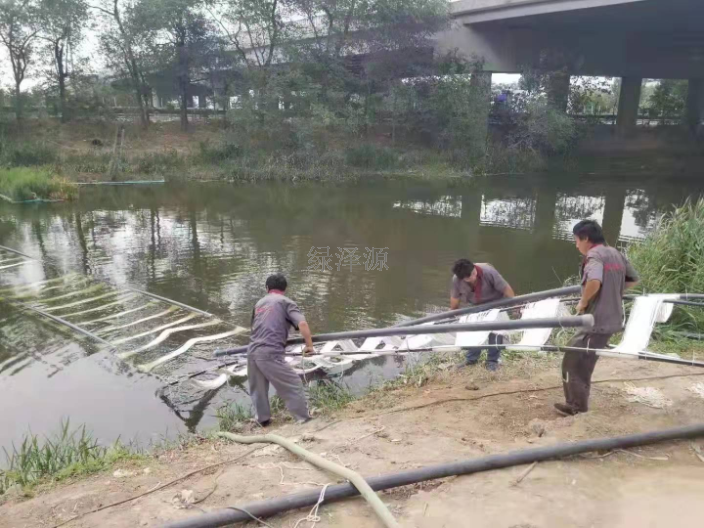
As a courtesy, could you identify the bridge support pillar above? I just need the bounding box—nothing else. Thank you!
[546,71,570,113]
[686,79,703,137]
[616,76,642,138]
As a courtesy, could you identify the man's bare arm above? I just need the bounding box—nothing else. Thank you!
[577,280,601,313]
[625,280,638,289]
[298,321,315,354]
[450,297,460,310]
[503,285,515,298]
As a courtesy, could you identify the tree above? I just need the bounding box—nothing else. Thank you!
[145,0,214,131]
[0,0,39,122]
[92,0,154,127]
[646,79,688,124]
[38,0,89,122]
[207,0,283,74]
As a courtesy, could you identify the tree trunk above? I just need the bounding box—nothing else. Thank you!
[14,81,22,123]
[178,43,189,132]
[55,42,68,123]
[131,70,148,128]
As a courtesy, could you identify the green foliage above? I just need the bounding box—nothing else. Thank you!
[307,380,356,413]
[568,77,617,115]
[0,167,77,201]
[344,144,399,170]
[130,150,184,175]
[627,198,704,331]
[198,140,242,163]
[0,419,140,494]
[216,401,253,431]
[383,352,460,390]
[508,101,577,155]
[645,80,688,123]
[0,138,57,167]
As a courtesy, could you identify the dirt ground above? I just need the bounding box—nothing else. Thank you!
[3,355,704,528]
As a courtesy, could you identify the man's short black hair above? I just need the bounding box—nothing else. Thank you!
[572,220,606,244]
[452,259,475,280]
[265,273,287,292]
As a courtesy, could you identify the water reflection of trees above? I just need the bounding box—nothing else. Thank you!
[555,194,604,221]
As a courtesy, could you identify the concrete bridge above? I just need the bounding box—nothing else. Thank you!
[140,0,703,137]
[436,0,704,135]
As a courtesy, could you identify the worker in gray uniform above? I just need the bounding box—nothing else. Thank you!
[248,273,315,426]
[555,220,639,416]
[450,258,515,370]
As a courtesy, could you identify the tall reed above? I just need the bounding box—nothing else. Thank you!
[627,198,704,330]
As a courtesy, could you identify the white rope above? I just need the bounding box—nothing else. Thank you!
[60,294,137,318]
[111,313,198,344]
[36,284,104,304]
[41,290,122,312]
[139,328,247,372]
[95,306,179,334]
[293,483,330,528]
[79,302,156,325]
[119,319,221,358]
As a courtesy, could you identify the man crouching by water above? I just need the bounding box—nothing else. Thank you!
[248,273,315,426]
[451,258,515,371]
[555,220,639,417]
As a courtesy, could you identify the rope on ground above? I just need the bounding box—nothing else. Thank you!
[49,446,265,528]
[225,506,277,527]
[293,483,330,528]
[217,432,401,528]
[374,371,704,416]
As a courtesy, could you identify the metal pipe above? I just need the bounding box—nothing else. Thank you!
[160,423,704,528]
[14,301,115,349]
[0,244,38,260]
[667,299,704,308]
[213,315,594,357]
[128,288,214,317]
[394,285,582,327]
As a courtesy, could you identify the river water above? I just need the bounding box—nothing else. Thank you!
[0,175,701,451]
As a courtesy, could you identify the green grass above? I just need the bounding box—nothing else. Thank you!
[0,139,57,167]
[627,198,704,331]
[216,401,253,431]
[0,167,77,201]
[307,380,357,413]
[0,420,141,495]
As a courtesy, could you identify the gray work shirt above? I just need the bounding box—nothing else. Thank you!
[581,245,639,334]
[450,263,509,305]
[248,292,306,359]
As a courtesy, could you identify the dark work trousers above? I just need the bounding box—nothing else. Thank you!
[248,355,310,423]
[465,333,503,364]
[561,332,612,412]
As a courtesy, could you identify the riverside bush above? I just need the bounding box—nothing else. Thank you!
[628,198,704,330]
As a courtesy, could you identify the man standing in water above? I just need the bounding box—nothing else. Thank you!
[451,258,516,370]
[556,220,639,416]
[248,273,315,426]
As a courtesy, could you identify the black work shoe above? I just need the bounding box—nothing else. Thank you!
[485,362,499,372]
[554,403,578,416]
[465,360,479,367]
[258,419,271,427]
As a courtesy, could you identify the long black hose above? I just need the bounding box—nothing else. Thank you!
[160,423,704,528]
[214,313,592,357]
